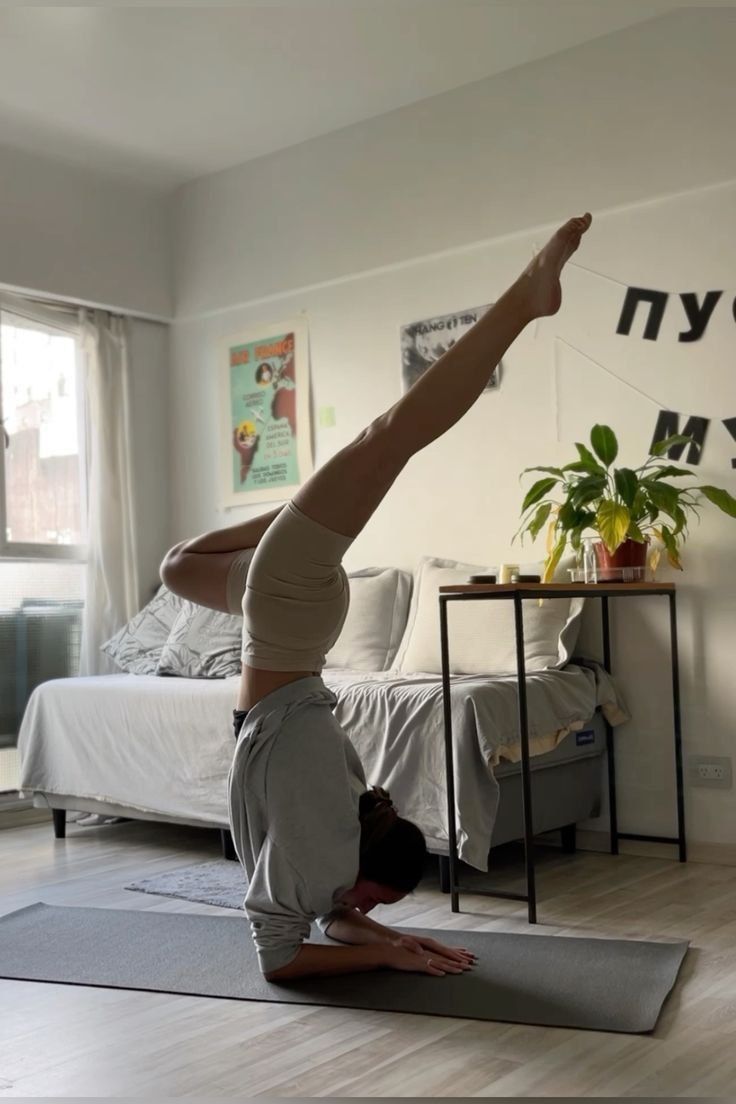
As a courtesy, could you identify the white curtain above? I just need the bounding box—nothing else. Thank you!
[78,309,140,675]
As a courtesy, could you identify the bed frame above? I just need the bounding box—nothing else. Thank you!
[38,710,605,885]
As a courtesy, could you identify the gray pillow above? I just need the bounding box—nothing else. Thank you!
[157,602,243,678]
[101,585,183,675]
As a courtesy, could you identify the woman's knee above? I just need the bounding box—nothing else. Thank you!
[351,413,406,473]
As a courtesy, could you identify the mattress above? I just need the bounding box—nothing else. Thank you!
[18,663,627,871]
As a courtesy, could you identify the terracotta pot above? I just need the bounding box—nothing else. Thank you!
[593,538,648,582]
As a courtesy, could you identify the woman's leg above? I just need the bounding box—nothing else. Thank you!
[293,214,591,539]
[161,505,285,613]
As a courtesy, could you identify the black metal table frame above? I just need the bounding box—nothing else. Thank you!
[438,583,687,920]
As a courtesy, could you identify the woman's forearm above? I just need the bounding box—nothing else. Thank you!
[264,941,387,981]
[321,906,398,946]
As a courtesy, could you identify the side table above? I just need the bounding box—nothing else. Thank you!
[438,581,686,920]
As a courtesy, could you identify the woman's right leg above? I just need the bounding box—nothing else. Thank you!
[241,214,591,708]
[293,214,591,540]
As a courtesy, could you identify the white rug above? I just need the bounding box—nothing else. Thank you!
[126,860,245,910]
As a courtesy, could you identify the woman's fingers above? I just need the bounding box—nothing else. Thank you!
[423,952,469,975]
[422,938,477,965]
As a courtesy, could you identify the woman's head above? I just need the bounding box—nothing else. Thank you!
[341,787,426,912]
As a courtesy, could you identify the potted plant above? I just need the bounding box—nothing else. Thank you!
[516,424,736,582]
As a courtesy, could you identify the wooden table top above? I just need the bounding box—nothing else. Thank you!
[439,581,675,594]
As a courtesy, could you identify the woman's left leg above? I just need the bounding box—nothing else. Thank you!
[161,505,285,613]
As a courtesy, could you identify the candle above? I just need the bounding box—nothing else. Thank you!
[499,563,519,584]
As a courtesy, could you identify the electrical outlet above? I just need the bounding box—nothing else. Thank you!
[688,755,732,789]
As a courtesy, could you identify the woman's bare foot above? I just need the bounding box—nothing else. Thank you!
[520,213,592,319]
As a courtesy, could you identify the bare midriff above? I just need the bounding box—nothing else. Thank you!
[237,665,320,711]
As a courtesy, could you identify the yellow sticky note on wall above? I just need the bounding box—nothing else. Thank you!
[318,406,336,428]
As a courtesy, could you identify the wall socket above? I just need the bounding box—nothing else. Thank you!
[688,755,732,789]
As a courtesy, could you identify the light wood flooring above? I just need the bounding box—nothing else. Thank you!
[1,817,735,1098]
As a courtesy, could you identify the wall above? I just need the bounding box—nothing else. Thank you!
[0,143,173,320]
[169,9,736,850]
[172,8,736,317]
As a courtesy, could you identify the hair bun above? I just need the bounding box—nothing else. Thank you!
[358,786,399,857]
[359,786,394,816]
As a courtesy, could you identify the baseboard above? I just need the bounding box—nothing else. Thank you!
[576,828,736,867]
[0,798,51,829]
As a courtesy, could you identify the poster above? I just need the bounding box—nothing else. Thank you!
[220,317,313,507]
[400,304,501,392]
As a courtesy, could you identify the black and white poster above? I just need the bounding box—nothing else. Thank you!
[400,304,501,393]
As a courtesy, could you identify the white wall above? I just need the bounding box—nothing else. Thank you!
[0,143,173,319]
[173,8,736,318]
[169,8,736,851]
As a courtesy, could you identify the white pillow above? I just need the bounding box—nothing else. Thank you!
[394,556,583,677]
[158,602,243,679]
[324,567,412,671]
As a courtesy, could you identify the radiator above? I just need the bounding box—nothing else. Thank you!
[0,600,83,747]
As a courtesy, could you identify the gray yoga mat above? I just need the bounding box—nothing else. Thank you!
[0,903,686,1033]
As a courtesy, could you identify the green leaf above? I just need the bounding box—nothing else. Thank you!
[648,464,694,479]
[671,503,687,536]
[562,460,593,474]
[519,466,565,483]
[699,485,736,518]
[527,501,553,540]
[646,480,681,518]
[521,476,558,514]
[557,500,579,530]
[650,433,693,458]
[569,471,605,503]
[596,500,631,553]
[590,424,618,467]
[574,443,606,474]
[614,467,638,508]
[627,519,646,542]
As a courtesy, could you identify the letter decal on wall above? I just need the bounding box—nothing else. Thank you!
[723,417,736,469]
[651,411,710,464]
[678,291,723,342]
[616,287,669,340]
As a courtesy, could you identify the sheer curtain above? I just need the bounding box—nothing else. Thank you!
[78,308,140,674]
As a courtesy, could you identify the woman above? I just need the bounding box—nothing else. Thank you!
[161,212,592,981]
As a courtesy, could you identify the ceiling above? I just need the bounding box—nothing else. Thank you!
[0,2,691,192]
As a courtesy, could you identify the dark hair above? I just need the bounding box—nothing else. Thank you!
[358,787,427,893]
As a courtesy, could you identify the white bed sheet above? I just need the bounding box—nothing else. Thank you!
[18,664,627,870]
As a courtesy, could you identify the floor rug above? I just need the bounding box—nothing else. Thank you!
[126,859,246,909]
[0,903,687,1033]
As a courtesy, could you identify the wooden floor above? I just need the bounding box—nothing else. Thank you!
[1,817,735,1098]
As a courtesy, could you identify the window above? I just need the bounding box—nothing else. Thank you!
[0,303,86,774]
[0,307,86,559]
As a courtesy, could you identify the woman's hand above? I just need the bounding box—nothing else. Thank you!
[391,933,476,968]
[383,941,473,977]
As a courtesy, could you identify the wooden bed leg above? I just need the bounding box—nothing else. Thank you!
[220,828,238,862]
[438,855,451,894]
[560,823,577,854]
[52,808,66,839]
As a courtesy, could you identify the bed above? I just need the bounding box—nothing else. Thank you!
[18,661,626,872]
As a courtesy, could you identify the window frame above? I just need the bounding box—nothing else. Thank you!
[0,298,87,563]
